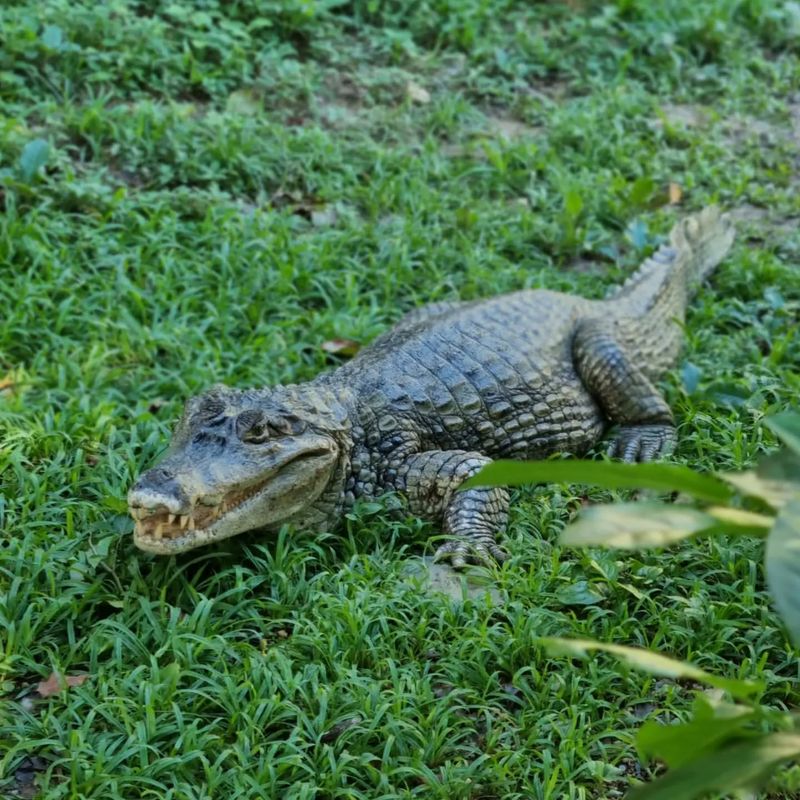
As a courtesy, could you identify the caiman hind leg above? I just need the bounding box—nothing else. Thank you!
[392,450,509,569]
[573,318,677,462]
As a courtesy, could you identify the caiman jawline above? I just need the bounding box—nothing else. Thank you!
[131,451,327,547]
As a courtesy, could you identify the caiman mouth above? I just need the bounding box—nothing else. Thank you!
[131,475,272,543]
[130,448,334,552]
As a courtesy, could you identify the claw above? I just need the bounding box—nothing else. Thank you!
[606,424,676,463]
[434,538,507,570]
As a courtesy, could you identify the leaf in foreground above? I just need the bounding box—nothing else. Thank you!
[627,732,800,800]
[765,499,800,645]
[637,693,758,768]
[561,502,772,549]
[723,468,799,509]
[765,411,800,455]
[539,638,762,702]
[463,459,732,503]
[561,503,716,549]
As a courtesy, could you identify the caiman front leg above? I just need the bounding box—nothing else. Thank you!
[391,450,510,569]
[574,319,676,462]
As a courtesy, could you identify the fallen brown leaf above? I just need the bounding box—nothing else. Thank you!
[37,672,89,698]
[668,182,683,205]
[406,81,431,105]
[225,88,262,116]
[0,368,22,395]
[321,339,361,358]
[310,206,338,227]
[485,116,541,141]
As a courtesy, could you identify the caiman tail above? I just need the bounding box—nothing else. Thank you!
[608,206,735,379]
[671,205,736,286]
[613,205,735,316]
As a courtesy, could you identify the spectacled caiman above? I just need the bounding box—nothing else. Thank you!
[128,207,735,567]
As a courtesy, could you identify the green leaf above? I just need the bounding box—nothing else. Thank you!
[627,732,800,800]
[765,412,800,455]
[629,175,655,207]
[561,503,717,549]
[680,361,701,394]
[765,499,800,645]
[463,459,732,504]
[556,580,606,606]
[564,189,584,219]
[637,694,758,768]
[538,638,763,702]
[18,138,50,180]
[40,24,64,51]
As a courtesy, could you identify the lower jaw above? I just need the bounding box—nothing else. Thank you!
[133,517,226,553]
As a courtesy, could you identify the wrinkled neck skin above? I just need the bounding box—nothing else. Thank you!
[280,381,356,532]
[236,377,358,534]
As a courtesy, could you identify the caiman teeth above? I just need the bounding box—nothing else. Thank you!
[132,475,274,542]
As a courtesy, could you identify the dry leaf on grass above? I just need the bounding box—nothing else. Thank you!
[668,182,683,204]
[37,672,89,698]
[0,368,23,395]
[485,116,541,141]
[310,206,338,227]
[321,339,361,357]
[406,81,431,104]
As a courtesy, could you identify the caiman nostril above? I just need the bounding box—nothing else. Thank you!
[128,467,190,515]
[150,467,173,482]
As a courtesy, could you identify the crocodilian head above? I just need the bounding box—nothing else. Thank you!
[128,383,350,554]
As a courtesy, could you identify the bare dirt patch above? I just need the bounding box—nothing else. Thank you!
[730,205,799,240]
[656,103,709,129]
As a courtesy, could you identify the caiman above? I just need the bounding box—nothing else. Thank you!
[128,207,734,567]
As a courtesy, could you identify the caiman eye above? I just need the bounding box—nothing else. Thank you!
[243,423,269,444]
[237,411,268,443]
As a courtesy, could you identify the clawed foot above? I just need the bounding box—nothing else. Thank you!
[434,538,508,570]
[606,424,676,462]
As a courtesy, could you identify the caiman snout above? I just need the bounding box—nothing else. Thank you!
[128,463,270,545]
[128,467,190,516]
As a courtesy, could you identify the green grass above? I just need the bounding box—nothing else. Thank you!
[1,1,800,797]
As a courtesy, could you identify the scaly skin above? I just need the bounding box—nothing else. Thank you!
[128,207,735,567]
